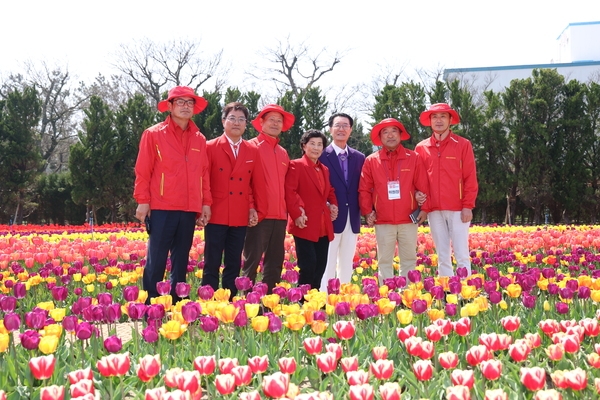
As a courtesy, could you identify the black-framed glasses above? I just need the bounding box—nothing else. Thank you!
[172,99,195,107]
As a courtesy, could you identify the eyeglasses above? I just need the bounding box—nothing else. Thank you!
[172,99,195,107]
[333,124,351,129]
[225,116,247,124]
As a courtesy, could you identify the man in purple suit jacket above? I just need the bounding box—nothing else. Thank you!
[318,113,366,292]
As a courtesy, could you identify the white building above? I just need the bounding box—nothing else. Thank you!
[444,21,600,93]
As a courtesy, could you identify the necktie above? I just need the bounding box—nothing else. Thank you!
[232,144,239,158]
[339,151,348,182]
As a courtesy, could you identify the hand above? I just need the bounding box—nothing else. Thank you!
[461,208,473,223]
[248,208,258,227]
[198,205,211,227]
[366,211,376,227]
[415,191,427,206]
[135,204,150,222]
[295,207,308,228]
[329,204,338,221]
[416,210,428,225]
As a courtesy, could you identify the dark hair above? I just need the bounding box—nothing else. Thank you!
[222,102,249,120]
[300,129,328,153]
[328,113,354,128]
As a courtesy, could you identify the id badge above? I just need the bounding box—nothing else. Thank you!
[387,181,400,200]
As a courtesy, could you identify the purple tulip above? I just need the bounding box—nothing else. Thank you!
[486,267,500,280]
[355,304,373,320]
[281,269,299,284]
[199,315,219,332]
[565,280,579,291]
[334,302,351,316]
[448,281,462,295]
[522,293,537,309]
[235,276,253,292]
[445,302,457,316]
[25,309,47,330]
[407,270,421,283]
[423,277,435,291]
[498,276,511,288]
[142,325,159,343]
[175,282,191,298]
[363,284,379,299]
[13,282,27,299]
[388,291,401,304]
[547,283,559,295]
[181,301,201,323]
[298,284,312,295]
[146,304,165,320]
[123,286,140,302]
[103,335,123,353]
[266,312,282,333]
[253,283,268,297]
[3,312,21,331]
[272,286,287,298]
[559,288,574,300]
[156,281,171,296]
[287,288,304,303]
[19,330,41,350]
[430,286,445,300]
[488,290,502,304]
[382,278,397,290]
[62,315,78,332]
[411,299,428,314]
[467,277,483,290]
[245,291,261,304]
[197,285,215,301]
[0,296,17,313]
[75,321,93,340]
[326,278,341,295]
[127,303,148,321]
[103,303,121,323]
[394,276,407,289]
[97,292,113,306]
[313,310,327,321]
[578,286,591,300]
[483,281,497,294]
[234,309,248,327]
[555,301,569,314]
[362,278,377,287]
[74,287,83,296]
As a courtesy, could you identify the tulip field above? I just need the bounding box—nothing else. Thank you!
[2,224,600,399]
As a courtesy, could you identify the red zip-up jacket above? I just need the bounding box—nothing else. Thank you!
[414,132,478,211]
[249,132,289,221]
[133,116,212,212]
[359,146,429,224]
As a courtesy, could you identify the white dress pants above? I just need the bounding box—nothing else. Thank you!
[428,210,471,276]
[319,213,358,291]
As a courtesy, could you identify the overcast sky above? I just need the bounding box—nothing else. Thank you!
[2,0,599,101]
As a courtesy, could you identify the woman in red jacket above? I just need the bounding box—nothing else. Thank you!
[285,130,338,290]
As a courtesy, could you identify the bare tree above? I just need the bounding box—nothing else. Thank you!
[249,36,343,99]
[1,61,87,172]
[113,38,227,107]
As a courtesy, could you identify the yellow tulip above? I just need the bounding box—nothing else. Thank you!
[73,273,82,282]
[152,295,173,311]
[591,290,600,303]
[311,320,328,335]
[283,314,306,331]
[537,279,550,291]
[39,335,59,354]
[379,285,389,298]
[396,309,413,325]
[0,321,7,334]
[214,289,231,302]
[461,285,480,300]
[460,303,479,317]
[109,279,119,288]
[499,300,508,310]
[85,284,95,293]
[281,304,301,316]
[262,294,281,310]
[82,274,96,284]
[251,316,270,333]
[446,294,458,304]
[194,269,203,279]
[544,300,551,311]
[402,288,419,308]
[215,304,239,324]
[474,296,489,311]
[36,301,55,311]
[203,301,219,317]
[97,274,108,283]
[245,303,260,318]
[49,308,66,322]
[159,320,187,340]
[505,283,522,298]
[119,276,130,286]
[376,298,396,315]
[137,290,148,303]
[42,324,63,338]
[325,304,335,315]
[0,333,9,352]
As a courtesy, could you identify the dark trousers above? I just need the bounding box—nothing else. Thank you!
[242,219,287,293]
[294,235,330,290]
[202,223,247,299]
[143,210,196,303]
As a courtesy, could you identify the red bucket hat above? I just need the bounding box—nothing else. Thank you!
[419,103,460,126]
[157,86,208,115]
[370,118,410,146]
[251,104,295,132]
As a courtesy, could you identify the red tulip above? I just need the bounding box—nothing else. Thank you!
[69,379,95,398]
[303,337,323,355]
[369,359,394,380]
[479,359,502,380]
[218,357,239,374]
[452,317,471,336]
[425,324,443,342]
[0,390,5,400]
[404,336,423,357]
[238,390,262,400]
[163,368,184,388]
[379,382,401,400]
[524,332,542,348]
[341,356,359,373]
[451,369,475,389]
[349,384,374,400]
[333,320,356,340]
[412,359,433,381]
[262,371,289,398]
[396,325,417,342]
[500,315,520,332]
[550,370,568,389]
[545,343,564,361]
[520,366,546,391]
[316,352,338,374]
[231,365,252,386]
[534,389,563,400]
[193,355,216,375]
[564,368,587,390]
[372,346,388,360]
[465,345,492,366]
[539,319,561,337]
[347,370,370,386]
[559,319,577,332]
[175,370,202,397]
[580,318,600,337]
[508,339,532,362]
[278,357,297,374]
[215,373,236,395]
[40,385,64,400]
[325,342,343,360]
[446,385,471,400]
[96,352,131,377]
[433,318,453,336]
[29,355,56,380]
[595,377,600,394]
[565,325,585,343]
[479,332,512,352]
[162,389,193,400]
[419,340,435,360]
[67,367,94,384]
[559,334,580,353]
[247,355,269,374]
[484,389,508,400]
[588,353,600,368]
[144,387,167,400]
[438,351,459,369]
[137,354,161,382]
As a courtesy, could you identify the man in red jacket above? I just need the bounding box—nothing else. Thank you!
[359,118,429,284]
[242,104,295,293]
[134,86,212,304]
[202,102,259,299]
[415,103,478,277]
